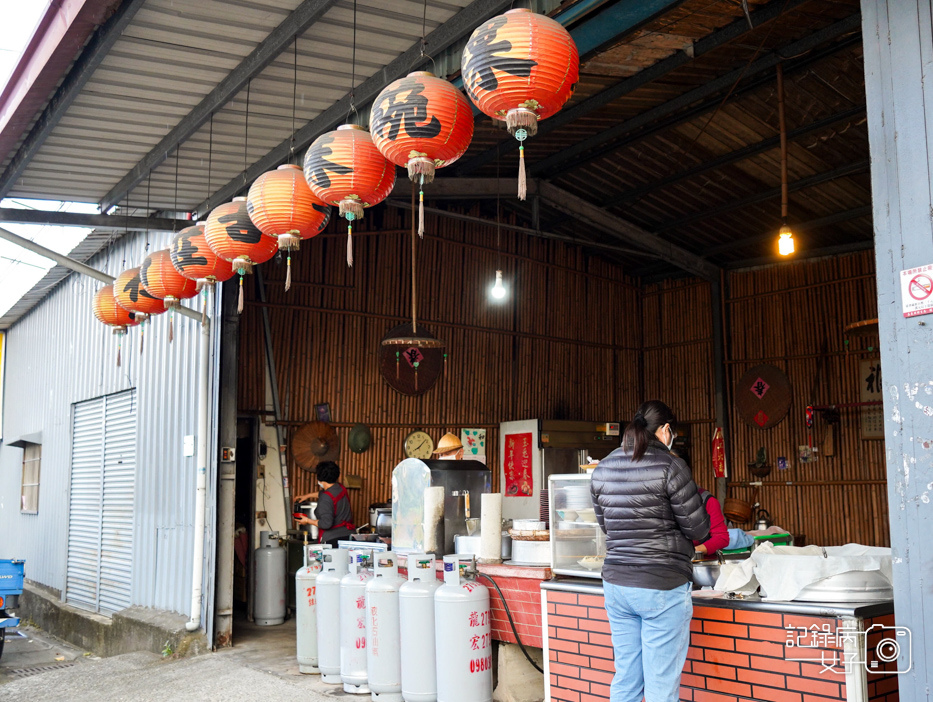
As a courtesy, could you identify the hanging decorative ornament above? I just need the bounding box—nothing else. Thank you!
[246,164,331,291]
[93,284,140,367]
[303,124,396,267]
[114,267,166,356]
[141,249,198,343]
[461,8,579,199]
[169,223,236,323]
[204,197,279,313]
[370,71,473,237]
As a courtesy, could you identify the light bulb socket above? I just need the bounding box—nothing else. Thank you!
[490,270,506,299]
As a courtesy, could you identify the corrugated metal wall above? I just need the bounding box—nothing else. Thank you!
[0,228,217,619]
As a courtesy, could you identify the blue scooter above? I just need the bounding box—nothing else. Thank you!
[0,559,24,660]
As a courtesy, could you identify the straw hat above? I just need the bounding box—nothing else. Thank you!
[432,432,462,455]
[291,421,339,470]
[348,423,372,454]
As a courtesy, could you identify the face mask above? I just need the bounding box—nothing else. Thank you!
[664,426,676,451]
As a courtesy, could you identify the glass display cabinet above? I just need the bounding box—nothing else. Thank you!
[548,473,605,579]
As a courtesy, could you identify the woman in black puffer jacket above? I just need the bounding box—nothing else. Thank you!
[591,400,709,702]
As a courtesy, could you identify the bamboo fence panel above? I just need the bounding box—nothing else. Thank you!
[238,206,639,524]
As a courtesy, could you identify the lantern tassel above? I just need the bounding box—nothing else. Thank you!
[285,255,292,292]
[518,144,527,201]
[139,322,145,356]
[238,274,244,314]
[396,351,400,379]
[444,352,448,379]
[418,174,425,239]
[169,308,174,344]
[201,288,207,325]
[117,336,122,368]
[346,222,354,268]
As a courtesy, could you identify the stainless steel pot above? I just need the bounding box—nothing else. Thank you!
[295,501,318,540]
[369,502,390,529]
[375,508,392,538]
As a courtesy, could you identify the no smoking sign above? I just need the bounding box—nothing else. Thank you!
[901,263,933,317]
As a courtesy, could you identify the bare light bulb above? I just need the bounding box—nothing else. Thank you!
[491,270,506,299]
[778,224,795,256]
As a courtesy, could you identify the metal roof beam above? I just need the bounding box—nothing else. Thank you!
[0,0,147,200]
[704,205,872,256]
[655,159,870,233]
[455,0,813,176]
[193,0,515,217]
[530,13,863,177]
[725,239,874,270]
[98,0,341,214]
[0,207,188,232]
[388,177,538,199]
[614,105,867,207]
[538,181,720,280]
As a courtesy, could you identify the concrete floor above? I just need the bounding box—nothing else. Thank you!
[0,615,355,701]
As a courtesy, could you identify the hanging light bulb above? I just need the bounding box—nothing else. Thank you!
[778,223,795,256]
[490,270,507,300]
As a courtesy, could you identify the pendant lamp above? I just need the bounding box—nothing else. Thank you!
[114,267,166,356]
[93,284,140,367]
[141,249,198,342]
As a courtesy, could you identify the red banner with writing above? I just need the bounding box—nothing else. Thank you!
[504,432,533,497]
[712,427,726,479]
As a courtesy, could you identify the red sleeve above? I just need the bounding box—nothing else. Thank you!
[693,496,730,552]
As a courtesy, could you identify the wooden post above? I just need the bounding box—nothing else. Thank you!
[862,0,933,690]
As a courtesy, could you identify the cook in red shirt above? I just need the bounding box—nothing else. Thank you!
[693,487,730,555]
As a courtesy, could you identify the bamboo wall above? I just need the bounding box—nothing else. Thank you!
[644,249,889,547]
[237,206,641,524]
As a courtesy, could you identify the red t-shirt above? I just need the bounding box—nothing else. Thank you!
[693,492,730,553]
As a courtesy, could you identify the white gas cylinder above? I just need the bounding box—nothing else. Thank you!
[341,550,374,694]
[434,555,492,702]
[296,543,330,673]
[399,554,441,702]
[366,551,406,702]
[317,548,350,684]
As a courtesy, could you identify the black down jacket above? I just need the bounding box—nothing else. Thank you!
[591,440,710,590]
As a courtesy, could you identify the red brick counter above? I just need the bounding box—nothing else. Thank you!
[541,580,898,702]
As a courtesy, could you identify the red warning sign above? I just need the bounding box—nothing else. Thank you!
[901,264,933,317]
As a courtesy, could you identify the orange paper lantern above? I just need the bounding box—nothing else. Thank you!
[114,267,167,318]
[204,197,279,313]
[141,248,198,343]
[141,249,198,305]
[371,71,473,237]
[169,224,236,287]
[93,284,139,367]
[247,164,331,290]
[303,124,396,266]
[461,8,579,198]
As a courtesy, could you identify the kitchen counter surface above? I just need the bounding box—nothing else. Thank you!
[541,577,894,618]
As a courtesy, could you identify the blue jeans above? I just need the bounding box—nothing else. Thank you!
[603,581,692,702]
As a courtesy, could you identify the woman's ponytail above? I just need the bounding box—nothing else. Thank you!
[622,400,676,461]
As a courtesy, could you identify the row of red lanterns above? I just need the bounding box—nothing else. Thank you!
[93,8,579,344]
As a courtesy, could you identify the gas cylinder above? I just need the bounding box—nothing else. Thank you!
[400,554,441,702]
[434,555,492,702]
[296,543,331,673]
[341,551,374,694]
[317,548,350,684]
[366,551,406,702]
[254,531,286,626]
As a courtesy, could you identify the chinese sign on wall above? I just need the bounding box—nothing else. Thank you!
[503,432,533,497]
[860,358,884,439]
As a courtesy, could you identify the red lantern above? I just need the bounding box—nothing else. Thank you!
[303,124,396,266]
[204,197,279,313]
[93,284,139,367]
[169,224,236,287]
[370,71,473,236]
[247,164,331,290]
[461,8,579,199]
[141,249,198,343]
[114,267,165,357]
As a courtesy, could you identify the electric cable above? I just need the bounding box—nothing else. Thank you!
[477,572,544,674]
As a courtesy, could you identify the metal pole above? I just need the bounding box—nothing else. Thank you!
[186,315,211,631]
[0,225,203,322]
